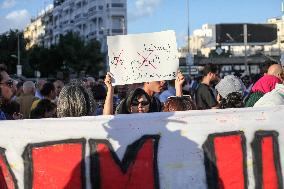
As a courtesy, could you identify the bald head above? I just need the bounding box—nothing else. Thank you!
[267,64,283,80]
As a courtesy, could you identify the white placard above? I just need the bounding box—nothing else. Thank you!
[107,31,179,85]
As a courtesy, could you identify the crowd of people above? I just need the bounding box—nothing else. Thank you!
[0,60,283,121]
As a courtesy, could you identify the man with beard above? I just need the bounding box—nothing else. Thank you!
[195,63,219,110]
[0,64,22,119]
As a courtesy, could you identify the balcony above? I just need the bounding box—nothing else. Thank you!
[53,25,62,35]
[88,11,99,20]
[112,29,123,34]
[53,7,62,16]
[88,31,97,39]
[75,13,87,25]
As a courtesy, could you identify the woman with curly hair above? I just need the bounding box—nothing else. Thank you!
[57,80,96,118]
[163,96,196,112]
[219,92,244,109]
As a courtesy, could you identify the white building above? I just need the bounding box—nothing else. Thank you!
[266,16,284,55]
[189,24,216,57]
[24,6,53,49]
[25,0,127,51]
[189,19,283,58]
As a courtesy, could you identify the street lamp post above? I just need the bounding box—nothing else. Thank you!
[187,0,190,54]
[186,0,193,66]
[16,33,22,76]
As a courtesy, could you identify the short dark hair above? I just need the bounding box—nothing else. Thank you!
[202,63,218,76]
[220,92,244,109]
[40,82,55,96]
[91,84,107,100]
[30,99,56,119]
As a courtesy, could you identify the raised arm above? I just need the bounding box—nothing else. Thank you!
[103,73,114,115]
[175,70,185,97]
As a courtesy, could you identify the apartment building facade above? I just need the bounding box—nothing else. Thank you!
[24,7,53,49]
[24,0,127,51]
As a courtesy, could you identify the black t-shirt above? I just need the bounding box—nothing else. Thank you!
[150,95,162,112]
[195,83,218,110]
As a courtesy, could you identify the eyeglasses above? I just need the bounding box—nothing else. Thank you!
[131,99,150,106]
[0,80,14,88]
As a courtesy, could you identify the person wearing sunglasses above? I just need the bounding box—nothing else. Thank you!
[0,64,18,120]
[0,78,14,101]
[121,88,151,114]
[103,70,185,115]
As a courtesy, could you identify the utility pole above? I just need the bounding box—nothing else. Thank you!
[17,34,20,66]
[186,0,193,66]
[243,24,249,75]
[187,0,190,54]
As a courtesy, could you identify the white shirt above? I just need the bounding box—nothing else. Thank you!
[254,83,284,107]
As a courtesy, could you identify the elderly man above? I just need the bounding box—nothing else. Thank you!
[267,64,283,81]
[16,81,38,119]
[245,64,283,107]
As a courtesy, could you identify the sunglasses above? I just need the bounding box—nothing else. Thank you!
[131,99,150,106]
[0,80,14,88]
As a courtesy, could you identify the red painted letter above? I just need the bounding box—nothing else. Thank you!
[0,148,17,189]
[89,135,160,189]
[202,131,247,189]
[22,139,86,189]
[251,131,283,189]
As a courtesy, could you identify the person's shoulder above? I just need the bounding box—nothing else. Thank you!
[31,99,41,110]
[0,111,6,120]
[196,83,209,92]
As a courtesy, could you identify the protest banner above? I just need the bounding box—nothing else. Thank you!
[107,31,179,85]
[0,106,283,189]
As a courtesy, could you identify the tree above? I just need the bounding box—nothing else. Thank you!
[27,44,63,77]
[0,30,28,75]
[57,32,104,76]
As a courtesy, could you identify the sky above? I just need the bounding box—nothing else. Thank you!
[0,0,282,47]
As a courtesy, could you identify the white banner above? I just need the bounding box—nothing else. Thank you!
[107,31,179,85]
[0,106,283,188]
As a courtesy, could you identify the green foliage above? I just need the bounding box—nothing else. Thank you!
[57,32,104,76]
[0,30,104,77]
[0,30,27,74]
